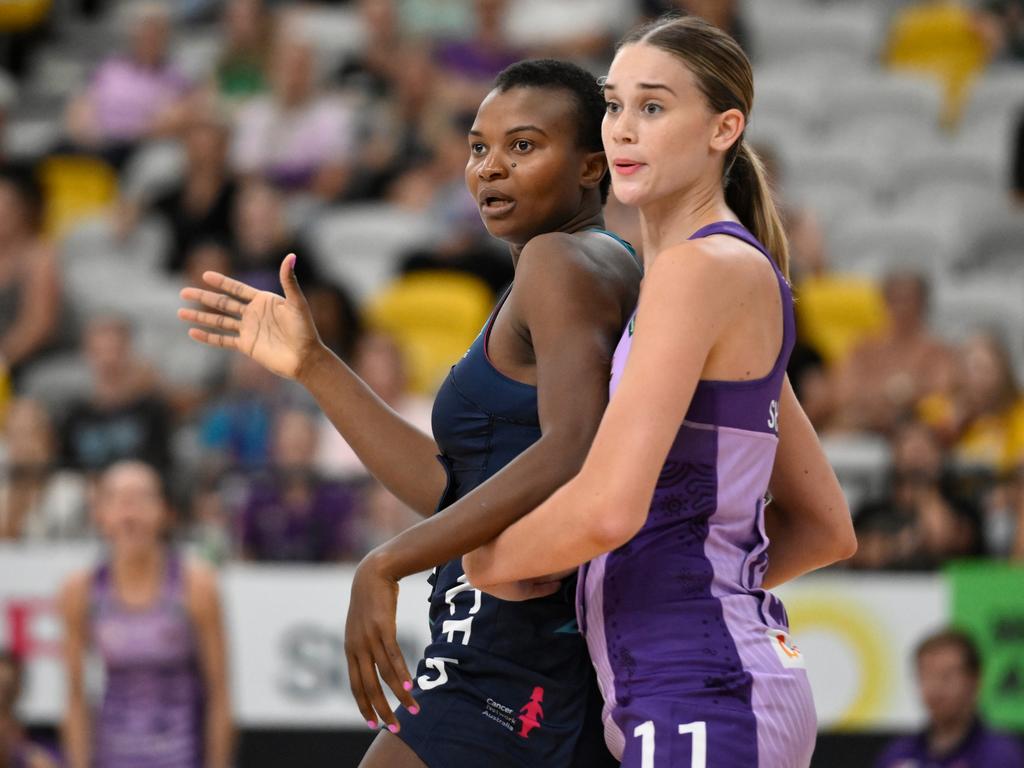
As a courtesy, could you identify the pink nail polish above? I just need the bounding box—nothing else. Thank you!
[388,724,399,734]
[402,680,413,692]
[409,706,420,716]
[289,253,297,271]
[367,720,377,729]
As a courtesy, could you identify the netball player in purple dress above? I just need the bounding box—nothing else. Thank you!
[466,17,857,768]
[60,461,233,768]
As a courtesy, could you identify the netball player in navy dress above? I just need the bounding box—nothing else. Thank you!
[179,60,641,767]
[466,18,858,768]
[60,461,233,768]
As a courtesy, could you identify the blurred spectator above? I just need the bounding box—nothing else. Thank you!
[183,239,234,298]
[186,473,234,565]
[640,0,749,53]
[433,0,524,112]
[199,353,295,470]
[981,462,1024,559]
[336,0,436,200]
[231,31,354,199]
[974,0,1024,62]
[920,332,1024,471]
[0,169,62,379]
[316,330,432,478]
[852,421,982,571]
[236,407,359,562]
[230,180,321,292]
[1015,108,1024,204]
[0,649,59,768]
[883,0,990,124]
[829,272,955,435]
[61,316,172,471]
[65,2,192,167]
[124,109,238,273]
[0,398,87,540]
[215,0,272,105]
[875,629,1024,767]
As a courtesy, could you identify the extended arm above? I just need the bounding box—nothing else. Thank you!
[762,376,857,588]
[179,256,445,515]
[0,244,60,368]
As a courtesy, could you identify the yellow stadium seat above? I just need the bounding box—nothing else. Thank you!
[795,275,887,365]
[883,1,991,125]
[366,271,495,394]
[0,0,51,31]
[38,155,118,239]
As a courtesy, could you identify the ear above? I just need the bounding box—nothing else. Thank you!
[580,150,608,192]
[710,108,745,153]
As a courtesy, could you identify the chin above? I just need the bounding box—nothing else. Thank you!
[609,182,649,209]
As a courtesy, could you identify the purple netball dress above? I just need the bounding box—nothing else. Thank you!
[578,221,817,768]
[90,554,204,768]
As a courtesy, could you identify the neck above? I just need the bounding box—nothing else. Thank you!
[639,178,733,271]
[112,546,164,582]
[507,200,604,268]
[928,712,976,756]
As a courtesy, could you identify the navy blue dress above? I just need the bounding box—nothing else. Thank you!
[393,232,634,768]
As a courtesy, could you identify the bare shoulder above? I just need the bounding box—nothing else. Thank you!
[184,557,222,610]
[516,230,640,303]
[653,234,774,294]
[59,569,92,616]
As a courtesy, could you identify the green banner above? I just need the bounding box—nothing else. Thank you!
[948,561,1024,730]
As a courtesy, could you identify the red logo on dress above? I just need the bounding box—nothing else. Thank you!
[517,687,544,739]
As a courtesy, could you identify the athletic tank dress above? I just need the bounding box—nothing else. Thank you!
[394,231,635,768]
[91,554,204,768]
[578,221,817,768]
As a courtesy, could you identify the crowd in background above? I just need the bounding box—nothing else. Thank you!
[0,0,1022,572]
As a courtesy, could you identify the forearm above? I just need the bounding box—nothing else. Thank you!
[63,699,91,768]
[298,346,445,515]
[204,695,234,768]
[465,474,622,588]
[763,505,844,588]
[371,435,590,578]
[0,315,55,367]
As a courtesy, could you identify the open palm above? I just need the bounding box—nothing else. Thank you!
[177,254,321,380]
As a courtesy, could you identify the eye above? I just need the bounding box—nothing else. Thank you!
[512,139,533,153]
[605,101,621,114]
[642,102,662,115]
[470,142,486,155]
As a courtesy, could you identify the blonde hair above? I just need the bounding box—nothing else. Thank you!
[620,16,790,278]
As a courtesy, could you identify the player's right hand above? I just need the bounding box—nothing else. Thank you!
[177,253,323,381]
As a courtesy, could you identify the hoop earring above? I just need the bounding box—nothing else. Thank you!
[511,162,517,168]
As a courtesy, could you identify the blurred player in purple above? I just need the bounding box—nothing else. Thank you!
[60,461,233,768]
[876,629,1024,768]
[0,650,59,768]
[466,16,857,768]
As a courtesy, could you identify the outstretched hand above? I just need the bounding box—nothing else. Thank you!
[177,254,323,380]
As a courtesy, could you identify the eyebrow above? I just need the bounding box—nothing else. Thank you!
[467,125,549,137]
[602,82,676,95]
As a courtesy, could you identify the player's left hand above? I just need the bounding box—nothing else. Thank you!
[345,551,419,732]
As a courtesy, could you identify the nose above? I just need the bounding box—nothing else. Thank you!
[608,111,637,145]
[476,151,508,181]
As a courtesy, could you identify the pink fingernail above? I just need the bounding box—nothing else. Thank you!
[388,724,399,734]
[409,705,420,715]
[402,680,413,692]
[367,720,377,729]
[289,253,296,271]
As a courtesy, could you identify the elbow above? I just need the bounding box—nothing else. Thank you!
[589,496,646,553]
[835,524,858,563]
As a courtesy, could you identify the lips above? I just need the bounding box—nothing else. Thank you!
[478,187,517,217]
[612,159,645,176]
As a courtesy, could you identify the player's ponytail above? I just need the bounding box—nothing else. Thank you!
[725,140,790,280]
[622,15,789,278]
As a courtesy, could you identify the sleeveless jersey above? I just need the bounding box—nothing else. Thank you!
[578,221,817,767]
[395,230,635,767]
[90,554,204,768]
